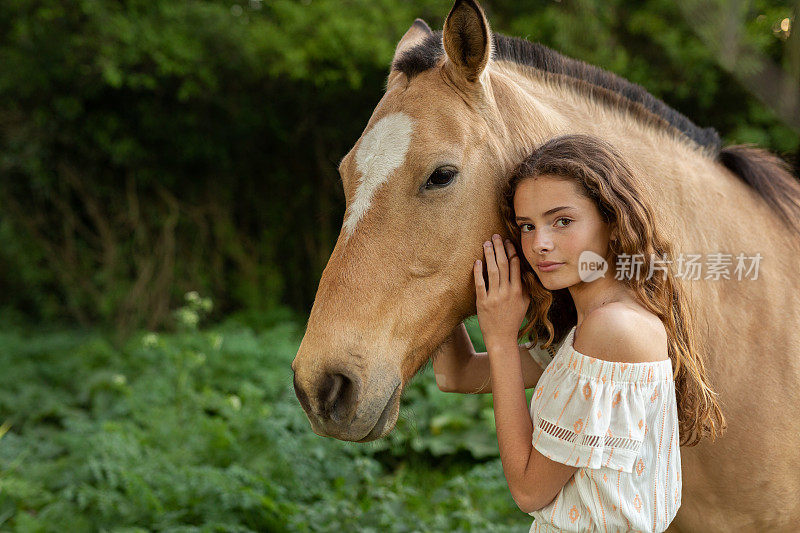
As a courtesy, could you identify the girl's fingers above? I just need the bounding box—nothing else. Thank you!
[505,239,521,286]
[483,240,499,291]
[492,235,509,286]
[474,259,486,300]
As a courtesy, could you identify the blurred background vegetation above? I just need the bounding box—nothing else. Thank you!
[0,0,797,530]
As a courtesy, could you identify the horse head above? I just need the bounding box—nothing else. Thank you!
[291,0,523,441]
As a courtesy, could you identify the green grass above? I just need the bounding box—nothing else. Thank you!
[0,301,533,532]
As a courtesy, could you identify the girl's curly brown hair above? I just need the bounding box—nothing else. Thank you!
[501,133,726,447]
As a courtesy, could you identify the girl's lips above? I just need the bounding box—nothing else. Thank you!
[538,262,564,272]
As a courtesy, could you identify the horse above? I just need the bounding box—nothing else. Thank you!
[291,1,800,530]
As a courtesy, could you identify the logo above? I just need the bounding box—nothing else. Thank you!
[578,250,607,282]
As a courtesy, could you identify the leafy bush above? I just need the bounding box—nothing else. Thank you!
[0,303,532,531]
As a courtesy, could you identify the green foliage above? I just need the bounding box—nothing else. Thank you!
[0,306,532,531]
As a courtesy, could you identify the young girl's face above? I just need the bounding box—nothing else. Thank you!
[513,174,614,290]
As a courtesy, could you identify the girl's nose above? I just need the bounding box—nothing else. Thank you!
[533,231,553,254]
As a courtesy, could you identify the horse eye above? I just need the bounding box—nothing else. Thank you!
[424,167,458,189]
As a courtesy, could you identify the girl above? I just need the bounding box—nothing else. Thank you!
[432,134,726,532]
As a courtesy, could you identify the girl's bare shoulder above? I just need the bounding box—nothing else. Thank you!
[574,303,668,363]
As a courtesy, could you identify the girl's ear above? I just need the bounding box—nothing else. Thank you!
[609,223,619,243]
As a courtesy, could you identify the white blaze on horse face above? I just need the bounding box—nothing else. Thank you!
[343,112,414,240]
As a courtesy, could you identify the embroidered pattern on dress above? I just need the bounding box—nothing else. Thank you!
[582,382,592,400]
[633,494,643,511]
[635,458,646,476]
[568,505,580,523]
[612,391,622,407]
[537,417,642,452]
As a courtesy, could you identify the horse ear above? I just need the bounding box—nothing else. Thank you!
[442,0,491,83]
[387,18,433,88]
[393,18,432,63]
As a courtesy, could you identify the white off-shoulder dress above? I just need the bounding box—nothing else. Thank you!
[526,325,681,533]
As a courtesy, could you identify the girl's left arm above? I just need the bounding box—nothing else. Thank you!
[476,234,578,513]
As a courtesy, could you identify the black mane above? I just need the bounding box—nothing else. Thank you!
[392,31,721,151]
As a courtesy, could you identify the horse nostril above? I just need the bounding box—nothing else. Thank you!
[319,372,357,422]
[294,371,311,413]
[320,374,343,411]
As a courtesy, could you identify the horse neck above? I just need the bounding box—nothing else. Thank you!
[485,61,720,230]
[490,61,706,159]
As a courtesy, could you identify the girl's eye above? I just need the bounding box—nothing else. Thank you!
[520,219,570,232]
